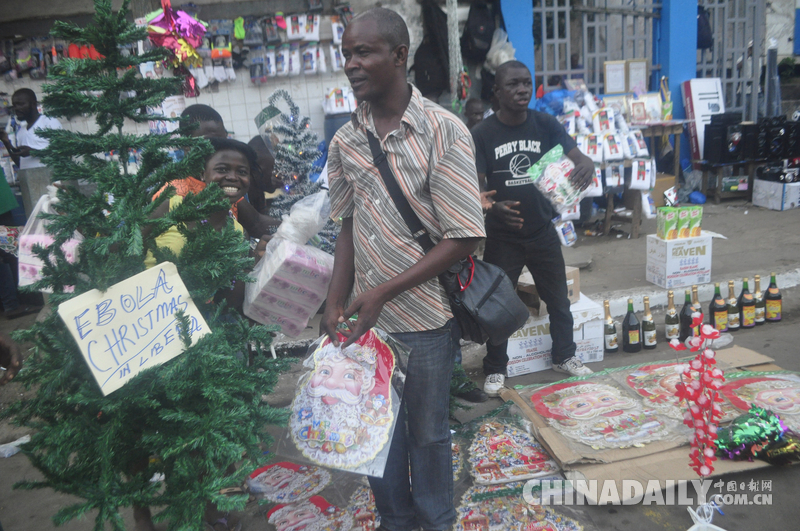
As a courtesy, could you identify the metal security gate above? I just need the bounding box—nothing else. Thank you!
[533,0,660,96]
[697,0,767,121]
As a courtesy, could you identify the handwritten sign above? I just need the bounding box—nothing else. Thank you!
[57,262,209,395]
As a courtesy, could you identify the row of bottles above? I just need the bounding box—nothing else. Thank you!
[603,273,782,353]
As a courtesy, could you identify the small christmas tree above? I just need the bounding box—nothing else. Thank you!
[256,90,339,254]
[3,1,289,529]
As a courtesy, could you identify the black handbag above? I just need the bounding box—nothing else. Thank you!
[365,131,530,345]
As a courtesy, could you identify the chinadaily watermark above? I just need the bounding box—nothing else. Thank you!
[523,478,773,506]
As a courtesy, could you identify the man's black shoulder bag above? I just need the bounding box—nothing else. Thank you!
[365,131,529,345]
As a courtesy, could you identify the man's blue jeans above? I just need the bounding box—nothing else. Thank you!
[368,319,459,531]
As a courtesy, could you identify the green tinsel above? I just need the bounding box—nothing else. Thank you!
[716,406,785,459]
[1,2,290,530]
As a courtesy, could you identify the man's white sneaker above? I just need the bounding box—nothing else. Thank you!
[483,373,506,397]
[553,357,593,377]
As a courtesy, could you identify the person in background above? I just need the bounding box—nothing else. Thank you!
[471,61,594,398]
[153,104,279,237]
[464,98,485,130]
[247,135,283,213]
[0,330,23,385]
[322,8,485,531]
[0,88,62,170]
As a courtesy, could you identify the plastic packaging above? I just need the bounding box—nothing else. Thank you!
[630,130,650,157]
[642,191,657,219]
[526,145,590,213]
[265,46,277,77]
[331,16,345,44]
[592,108,615,134]
[0,435,30,458]
[287,14,306,40]
[18,186,82,292]
[316,43,327,73]
[484,29,516,73]
[243,192,334,337]
[628,159,652,190]
[557,222,576,245]
[602,132,624,161]
[276,44,289,76]
[279,327,410,477]
[302,42,317,75]
[288,42,301,76]
[303,14,320,42]
[576,134,603,163]
[330,44,344,72]
[585,166,604,197]
[560,203,580,221]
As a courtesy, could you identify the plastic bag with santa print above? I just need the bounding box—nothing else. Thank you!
[277,327,410,477]
[525,144,591,214]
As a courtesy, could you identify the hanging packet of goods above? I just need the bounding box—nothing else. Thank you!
[526,144,590,213]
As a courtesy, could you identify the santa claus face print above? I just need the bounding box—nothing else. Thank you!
[755,387,800,414]
[557,388,636,420]
[308,354,375,406]
[274,506,320,531]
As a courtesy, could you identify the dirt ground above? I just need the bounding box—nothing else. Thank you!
[2,201,800,530]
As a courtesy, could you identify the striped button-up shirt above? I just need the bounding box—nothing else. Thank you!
[328,86,486,333]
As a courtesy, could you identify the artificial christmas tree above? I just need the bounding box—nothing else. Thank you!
[2,1,289,529]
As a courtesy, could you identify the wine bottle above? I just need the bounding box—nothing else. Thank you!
[604,300,618,353]
[642,296,657,349]
[709,283,728,332]
[665,290,680,341]
[622,298,641,353]
[738,277,756,329]
[691,285,702,336]
[754,275,765,325]
[726,280,740,331]
[765,272,782,322]
[679,289,694,341]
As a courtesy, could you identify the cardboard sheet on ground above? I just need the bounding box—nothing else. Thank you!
[57,262,209,395]
[503,347,792,503]
[280,328,409,477]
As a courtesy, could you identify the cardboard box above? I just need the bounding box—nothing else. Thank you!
[752,179,800,211]
[645,232,712,289]
[681,78,725,166]
[652,173,674,207]
[516,266,580,311]
[506,293,603,377]
[656,207,678,240]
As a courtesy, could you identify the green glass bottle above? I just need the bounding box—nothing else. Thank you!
[726,280,740,331]
[665,290,680,341]
[738,277,756,329]
[765,272,782,322]
[754,275,765,325]
[622,298,641,353]
[708,283,728,332]
[642,296,656,349]
[679,290,694,341]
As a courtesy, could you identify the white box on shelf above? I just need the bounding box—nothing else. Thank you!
[752,179,800,211]
[645,232,712,289]
[506,293,604,378]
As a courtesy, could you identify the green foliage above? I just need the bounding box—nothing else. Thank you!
[3,1,290,529]
[265,90,340,253]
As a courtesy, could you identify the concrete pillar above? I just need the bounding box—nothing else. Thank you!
[658,0,697,121]
[500,0,536,107]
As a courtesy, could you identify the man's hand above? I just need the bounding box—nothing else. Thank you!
[0,332,22,385]
[337,286,390,348]
[566,147,595,191]
[253,234,273,263]
[320,303,346,347]
[14,145,31,158]
[480,190,497,211]
[491,201,524,230]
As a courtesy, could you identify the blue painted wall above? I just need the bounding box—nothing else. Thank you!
[500,0,536,107]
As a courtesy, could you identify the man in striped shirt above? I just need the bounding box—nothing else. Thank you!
[322,8,485,531]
